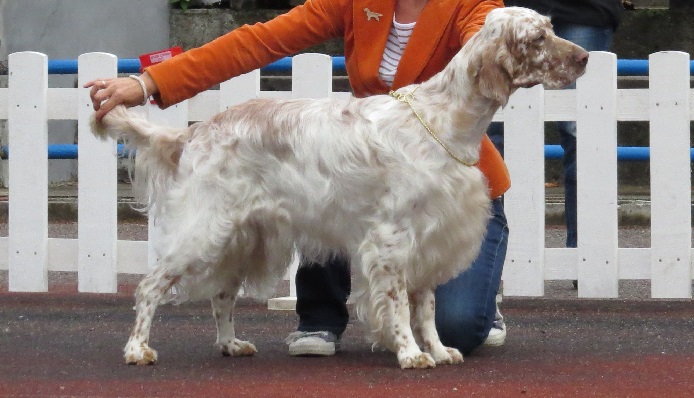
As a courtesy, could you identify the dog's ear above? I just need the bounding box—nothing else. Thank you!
[475,42,513,106]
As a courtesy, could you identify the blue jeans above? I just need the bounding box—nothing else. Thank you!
[295,198,508,355]
[435,197,508,355]
[488,23,613,248]
[296,254,351,336]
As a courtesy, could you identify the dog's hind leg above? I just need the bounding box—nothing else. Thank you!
[124,190,240,365]
[409,289,463,365]
[211,277,257,357]
[124,267,179,365]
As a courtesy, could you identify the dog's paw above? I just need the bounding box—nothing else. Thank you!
[398,351,436,369]
[219,338,257,357]
[433,347,464,365]
[124,342,158,365]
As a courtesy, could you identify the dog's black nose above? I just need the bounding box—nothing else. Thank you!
[575,50,589,67]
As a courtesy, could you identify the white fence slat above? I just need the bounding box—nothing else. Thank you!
[292,53,333,99]
[187,90,219,121]
[544,248,652,280]
[544,248,577,280]
[576,51,619,298]
[77,53,118,293]
[0,239,658,281]
[2,238,147,275]
[542,90,577,122]
[502,85,545,296]
[48,239,78,272]
[47,88,78,120]
[117,240,149,275]
[220,69,260,111]
[618,248,652,280]
[649,51,692,298]
[147,100,189,127]
[8,51,49,292]
[34,65,661,124]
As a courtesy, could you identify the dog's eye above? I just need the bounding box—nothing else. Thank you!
[533,34,546,44]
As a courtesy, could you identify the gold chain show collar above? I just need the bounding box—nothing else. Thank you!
[389,88,475,167]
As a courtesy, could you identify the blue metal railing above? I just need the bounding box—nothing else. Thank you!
[0,144,131,160]
[545,145,694,161]
[45,56,692,76]
[46,56,347,75]
[3,144,690,161]
[8,56,688,160]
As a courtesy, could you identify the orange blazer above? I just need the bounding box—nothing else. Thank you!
[146,0,510,198]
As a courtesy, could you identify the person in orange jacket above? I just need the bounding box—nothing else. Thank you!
[88,0,510,356]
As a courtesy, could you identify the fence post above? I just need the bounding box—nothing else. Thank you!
[77,53,118,293]
[576,51,619,298]
[220,69,260,111]
[8,52,49,292]
[292,53,333,100]
[502,85,546,296]
[649,51,692,298]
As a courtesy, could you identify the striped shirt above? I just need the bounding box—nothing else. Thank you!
[378,17,416,88]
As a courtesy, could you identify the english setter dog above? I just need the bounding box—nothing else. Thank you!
[93,7,587,369]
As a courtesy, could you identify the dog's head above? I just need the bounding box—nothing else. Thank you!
[474,7,589,104]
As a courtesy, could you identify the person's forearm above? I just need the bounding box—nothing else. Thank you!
[147,0,346,108]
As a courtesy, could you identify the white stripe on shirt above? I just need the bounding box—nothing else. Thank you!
[378,17,416,88]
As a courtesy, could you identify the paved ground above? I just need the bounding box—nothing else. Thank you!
[1,219,694,397]
[2,285,694,398]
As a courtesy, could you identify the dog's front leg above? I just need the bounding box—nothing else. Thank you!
[410,289,463,365]
[361,229,436,369]
[211,280,257,357]
[387,278,436,369]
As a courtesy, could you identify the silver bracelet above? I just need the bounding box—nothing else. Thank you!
[128,74,149,106]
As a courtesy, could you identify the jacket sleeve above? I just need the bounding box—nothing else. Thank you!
[147,0,348,108]
[457,0,504,44]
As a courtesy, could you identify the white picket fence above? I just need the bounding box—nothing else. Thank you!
[0,50,692,300]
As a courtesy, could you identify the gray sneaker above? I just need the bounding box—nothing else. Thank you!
[482,304,507,347]
[285,331,340,356]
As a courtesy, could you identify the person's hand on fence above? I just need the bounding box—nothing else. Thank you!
[84,72,158,121]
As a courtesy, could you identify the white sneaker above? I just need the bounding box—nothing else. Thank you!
[285,331,340,356]
[483,305,506,347]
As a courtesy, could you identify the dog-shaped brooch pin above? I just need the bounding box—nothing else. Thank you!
[364,8,383,21]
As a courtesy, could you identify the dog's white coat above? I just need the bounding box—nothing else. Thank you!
[93,7,587,369]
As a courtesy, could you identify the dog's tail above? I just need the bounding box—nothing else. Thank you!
[90,105,191,211]
[91,105,188,168]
